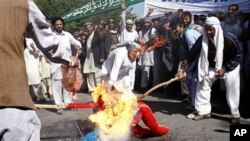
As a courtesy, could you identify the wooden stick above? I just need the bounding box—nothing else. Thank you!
[137,76,179,100]
[35,104,66,109]
[35,76,181,108]
[35,102,98,109]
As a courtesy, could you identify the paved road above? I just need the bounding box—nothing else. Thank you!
[38,92,250,141]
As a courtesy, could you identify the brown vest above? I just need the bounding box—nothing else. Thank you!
[0,0,35,109]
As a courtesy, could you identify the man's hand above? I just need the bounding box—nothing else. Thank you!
[175,70,186,80]
[148,8,153,14]
[30,43,35,49]
[215,68,226,78]
[73,45,82,55]
[180,60,188,70]
[121,0,126,11]
[105,83,114,92]
[45,57,50,63]
[139,45,147,55]
[69,56,78,67]
[100,58,104,64]
[147,46,153,52]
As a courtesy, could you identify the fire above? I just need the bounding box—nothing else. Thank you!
[89,83,138,140]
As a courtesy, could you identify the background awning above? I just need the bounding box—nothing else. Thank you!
[145,0,250,16]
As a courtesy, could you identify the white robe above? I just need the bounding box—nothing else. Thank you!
[24,38,42,85]
[119,10,138,43]
[138,28,156,66]
[50,31,81,79]
[100,47,136,91]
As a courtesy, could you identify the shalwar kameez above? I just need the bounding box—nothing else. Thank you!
[187,17,242,121]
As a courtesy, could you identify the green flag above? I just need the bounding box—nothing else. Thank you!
[63,0,144,22]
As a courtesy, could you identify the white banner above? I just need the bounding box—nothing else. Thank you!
[144,0,250,16]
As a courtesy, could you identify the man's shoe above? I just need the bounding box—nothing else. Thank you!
[230,118,240,124]
[187,111,197,119]
[193,113,211,120]
[57,109,63,115]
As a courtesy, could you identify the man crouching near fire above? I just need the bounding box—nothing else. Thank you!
[80,42,169,141]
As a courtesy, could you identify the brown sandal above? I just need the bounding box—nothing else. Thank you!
[193,113,211,120]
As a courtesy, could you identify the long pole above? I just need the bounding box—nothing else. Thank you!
[137,76,179,100]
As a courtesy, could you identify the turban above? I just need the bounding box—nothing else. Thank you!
[110,41,140,51]
[204,16,221,26]
[129,41,140,49]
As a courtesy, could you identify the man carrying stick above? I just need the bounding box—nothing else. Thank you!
[177,17,242,124]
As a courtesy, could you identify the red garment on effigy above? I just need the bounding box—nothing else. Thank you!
[131,101,170,137]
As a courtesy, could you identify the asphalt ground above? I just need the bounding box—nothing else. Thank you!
[37,89,250,141]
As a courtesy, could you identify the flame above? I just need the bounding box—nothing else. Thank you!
[89,83,138,140]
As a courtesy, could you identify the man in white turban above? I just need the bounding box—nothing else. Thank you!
[179,17,242,124]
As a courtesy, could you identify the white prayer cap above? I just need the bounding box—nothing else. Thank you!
[126,19,134,24]
[110,41,140,51]
[129,42,140,49]
[204,16,220,26]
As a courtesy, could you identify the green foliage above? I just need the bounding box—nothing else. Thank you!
[34,0,136,30]
[34,0,85,18]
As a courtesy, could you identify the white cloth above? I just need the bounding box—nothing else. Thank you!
[51,78,72,105]
[110,41,140,51]
[40,56,50,79]
[24,38,42,85]
[137,28,156,88]
[138,28,156,66]
[0,108,41,141]
[50,31,81,105]
[50,31,81,79]
[140,66,150,88]
[100,47,136,91]
[195,65,240,118]
[198,17,224,82]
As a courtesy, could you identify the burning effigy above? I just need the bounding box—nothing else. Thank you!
[80,83,170,141]
[86,83,138,140]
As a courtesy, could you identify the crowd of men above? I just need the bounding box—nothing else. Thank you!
[25,3,250,121]
[1,0,250,140]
